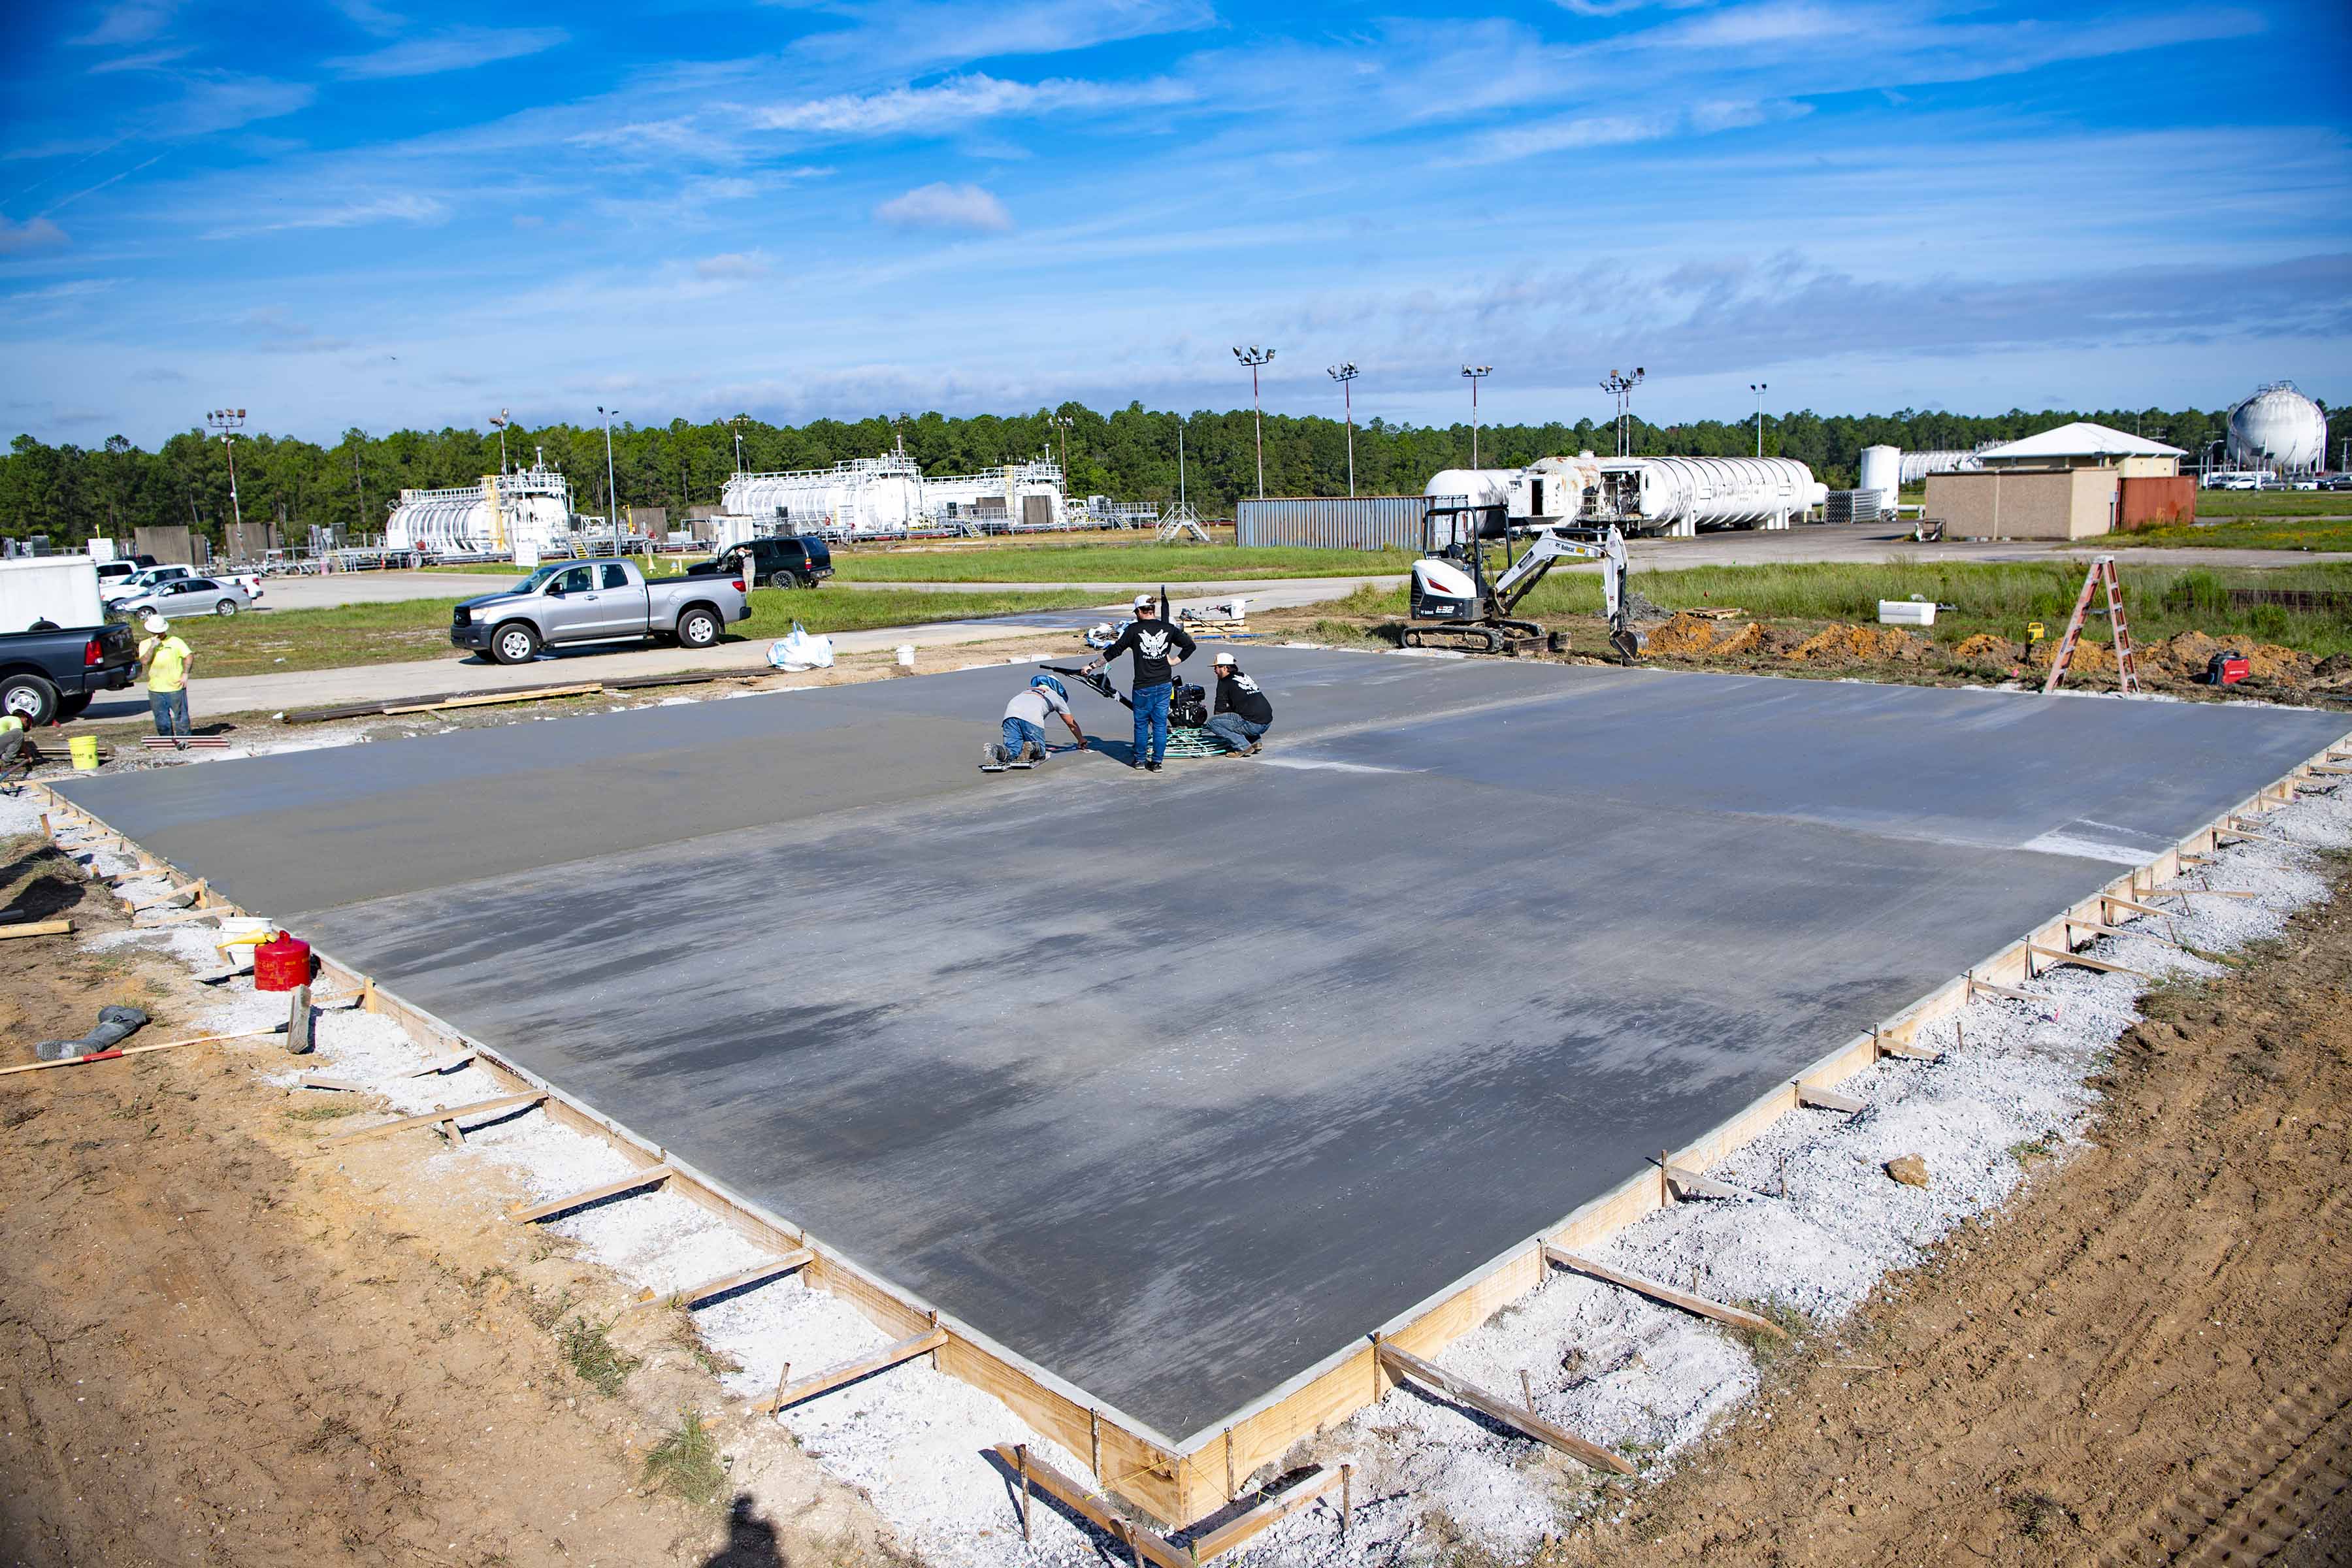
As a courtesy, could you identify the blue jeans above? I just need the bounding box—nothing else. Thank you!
[1000,716,1047,759]
[150,689,189,738]
[1205,713,1269,753]
[1132,681,1170,765]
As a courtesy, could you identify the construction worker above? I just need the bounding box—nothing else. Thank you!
[1084,594,1195,772]
[1203,649,1273,756]
[137,612,194,745]
[987,673,1086,770]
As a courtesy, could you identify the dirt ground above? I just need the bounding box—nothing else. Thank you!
[0,837,897,1568]
[1543,849,2352,1568]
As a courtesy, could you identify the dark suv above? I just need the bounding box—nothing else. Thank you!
[691,536,834,589]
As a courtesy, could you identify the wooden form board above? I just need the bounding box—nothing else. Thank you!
[33,725,2351,1531]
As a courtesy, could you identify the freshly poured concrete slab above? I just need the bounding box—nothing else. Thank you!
[59,650,2347,1441]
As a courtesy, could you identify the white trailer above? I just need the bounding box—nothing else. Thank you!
[0,557,105,632]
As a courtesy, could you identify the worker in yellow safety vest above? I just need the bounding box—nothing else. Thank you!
[137,613,195,745]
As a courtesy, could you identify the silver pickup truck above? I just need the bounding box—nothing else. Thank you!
[449,559,750,665]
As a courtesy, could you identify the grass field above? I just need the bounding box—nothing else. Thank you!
[1313,558,2352,661]
[417,542,1399,583]
[158,585,1108,679]
[2115,515,2352,551]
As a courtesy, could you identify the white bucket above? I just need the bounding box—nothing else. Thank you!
[216,915,272,970]
[896,644,915,669]
[1878,599,1936,627]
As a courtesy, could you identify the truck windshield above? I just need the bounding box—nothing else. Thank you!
[508,565,565,593]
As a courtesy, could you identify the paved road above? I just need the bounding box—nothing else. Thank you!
[90,529,2349,723]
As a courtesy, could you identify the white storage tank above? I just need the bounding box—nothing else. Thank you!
[1423,468,1522,507]
[1598,456,1826,536]
[2226,382,2327,475]
[1858,445,1901,514]
[386,466,575,556]
[0,557,105,631]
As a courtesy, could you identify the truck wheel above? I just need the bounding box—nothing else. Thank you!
[677,606,721,649]
[215,598,238,617]
[54,693,91,722]
[490,621,541,665]
[0,675,59,728]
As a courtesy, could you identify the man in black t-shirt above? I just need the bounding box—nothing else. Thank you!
[1203,649,1273,756]
[1085,594,1196,771]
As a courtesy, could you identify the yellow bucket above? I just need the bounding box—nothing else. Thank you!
[69,734,100,770]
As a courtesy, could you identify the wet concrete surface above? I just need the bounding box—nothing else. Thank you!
[59,649,2349,1441]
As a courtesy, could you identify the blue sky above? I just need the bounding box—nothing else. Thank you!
[3,0,2348,446]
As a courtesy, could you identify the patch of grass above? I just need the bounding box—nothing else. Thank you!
[299,1413,361,1452]
[523,1286,574,1330]
[282,1100,363,1122]
[1726,1296,1816,1367]
[828,542,1416,584]
[2186,488,2352,518]
[2008,1136,2056,1167]
[642,1408,728,1505]
[557,1313,640,1396]
[2005,1489,2075,1539]
[2124,515,2352,551]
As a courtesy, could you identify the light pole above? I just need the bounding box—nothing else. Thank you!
[1177,415,1187,510]
[1233,345,1275,498]
[731,416,747,475]
[596,405,621,555]
[1460,365,1490,469]
[489,408,512,474]
[1749,382,1768,458]
[1049,414,1073,489]
[1600,367,1645,457]
[1327,363,1359,497]
[206,408,246,536]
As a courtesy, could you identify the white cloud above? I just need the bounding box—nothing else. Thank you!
[67,1,183,48]
[327,25,568,80]
[752,73,1190,138]
[90,46,190,73]
[0,217,71,253]
[333,0,406,36]
[203,193,449,239]
[167,74,317,137]
[874,181,1013,231]
[695,251,772,280]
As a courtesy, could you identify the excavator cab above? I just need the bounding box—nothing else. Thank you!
[1407,502,1637,661]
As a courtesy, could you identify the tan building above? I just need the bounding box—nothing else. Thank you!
[1924,421,2185,540]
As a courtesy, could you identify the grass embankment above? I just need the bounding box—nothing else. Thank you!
[2117,515,2352,551]
[1303,559,2352,664]
[157,585,1108,679]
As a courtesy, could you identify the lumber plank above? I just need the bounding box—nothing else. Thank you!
[0,919,73,940]
[762,1326,946,1412]
[510,1164,672,1223]
[988,1445,1190,1568]
[1876,1036,1944,1062]
[2102,895,2179,920]
[401,1049,476,1077]
[2140,888,2256,900]
[1967,975,2040,1004]
[1373,1339,1633,1475]
[2063,919,2179,945]
[382,681,602,716]
[1795,1081,1865,1114]
[1542,1247,1787,1339]
[2025,943,2151,979]
[1189,1465,1347,1559]
[318,1090,544,1147]
[634,1249,814,1309]
[1662,1161,1740,1201]
[295,1075,373,1094]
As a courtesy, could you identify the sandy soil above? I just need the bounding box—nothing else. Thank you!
[0,834,896,1568]
[1541,847,2352,1568]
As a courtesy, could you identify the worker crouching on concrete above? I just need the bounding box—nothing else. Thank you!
[1085,594,1196,772]
[138,613,194,746]
[1205,649,1273,757]
[986,673,1086,770]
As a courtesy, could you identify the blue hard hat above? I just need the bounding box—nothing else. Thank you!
[1030,674,1068,700]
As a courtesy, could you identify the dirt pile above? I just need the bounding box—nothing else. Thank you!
[1952,632,2020,665]
[1784,623,1931,664]
[2137,631,2313,685]
[1642,612,1733,656]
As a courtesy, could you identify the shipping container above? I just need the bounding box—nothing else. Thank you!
[1235,495,1463,551]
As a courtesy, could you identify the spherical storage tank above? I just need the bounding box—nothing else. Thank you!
[2226,382,2327,475]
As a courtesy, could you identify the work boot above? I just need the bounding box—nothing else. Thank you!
[1244,740,1262,756]
[1145,760,1162,772]
[981,741,1006,770]
[1022,741,1045,764]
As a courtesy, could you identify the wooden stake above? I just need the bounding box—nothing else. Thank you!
[1090,1407,1102,1482]
[1225,1426,1236,1500]
[1543,1247,1788,1339]
[1341,1463,1352,1541]
[317,1090,545,1147]
[0,919,73,941]
[762,1326,948,1413]
[1795,1081,1865,1115]
[2025,943,2150,979]
[1017,1444,1032,1543]
[284,984,314,1055]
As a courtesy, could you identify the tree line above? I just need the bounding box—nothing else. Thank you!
[3,399,2340,547]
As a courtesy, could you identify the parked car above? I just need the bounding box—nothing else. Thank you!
[689,535,834,589]
[0,621,141,725]
[448,558,749,666]
[2319,474,2352,492]
[114,576,255,619]
[102,564,194,601]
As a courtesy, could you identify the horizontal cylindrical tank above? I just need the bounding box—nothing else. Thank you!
[1235,496,1443,550]
[387,469,574,555]
[2227,382,2327,474]
[1607,456,1827,531]
[1422,468,1521,508]
[1858,445,1901,512]
[1897,450,1981,485]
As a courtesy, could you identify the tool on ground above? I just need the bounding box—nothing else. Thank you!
[34,1005,149,1062]
[1406,502,1637,660]
[2042,556,2139,695]
[1037,664,1218,758]
[2203,651,2250,687]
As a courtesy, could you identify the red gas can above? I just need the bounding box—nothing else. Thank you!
[253,930,314,992]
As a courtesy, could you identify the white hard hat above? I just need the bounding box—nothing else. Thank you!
[1132,593,1154,608]
[1212,649,1237,664]
[142,613,168,633]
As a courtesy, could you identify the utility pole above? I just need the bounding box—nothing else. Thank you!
[597,405,621,555]
[1327,363,1359,496]
[1177,416,1187,509]
[1460,365,1491,469]
[350,443,366,547]
[1600,367,1646,457]
[1049,414,1073,489]
[1233,346,1275,498]
[206,408,246,535]
[1750,382,1769,457]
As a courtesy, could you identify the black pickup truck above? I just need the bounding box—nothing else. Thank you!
[0,621,142,725]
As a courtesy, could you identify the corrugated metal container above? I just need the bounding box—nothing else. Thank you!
[1235,496,1460,551]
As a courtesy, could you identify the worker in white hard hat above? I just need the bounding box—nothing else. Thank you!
[137,612,195,746]
[1083,591,1195,772]
[1203,649,1274,757]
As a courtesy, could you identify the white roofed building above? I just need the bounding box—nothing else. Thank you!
[1974,422,2185,478]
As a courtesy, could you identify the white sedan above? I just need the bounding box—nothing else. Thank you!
[116,575,257,619]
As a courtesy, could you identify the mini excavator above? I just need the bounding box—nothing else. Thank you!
[1406,501,1638,661]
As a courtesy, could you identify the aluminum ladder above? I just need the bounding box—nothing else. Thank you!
[2042,555,2139,695]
